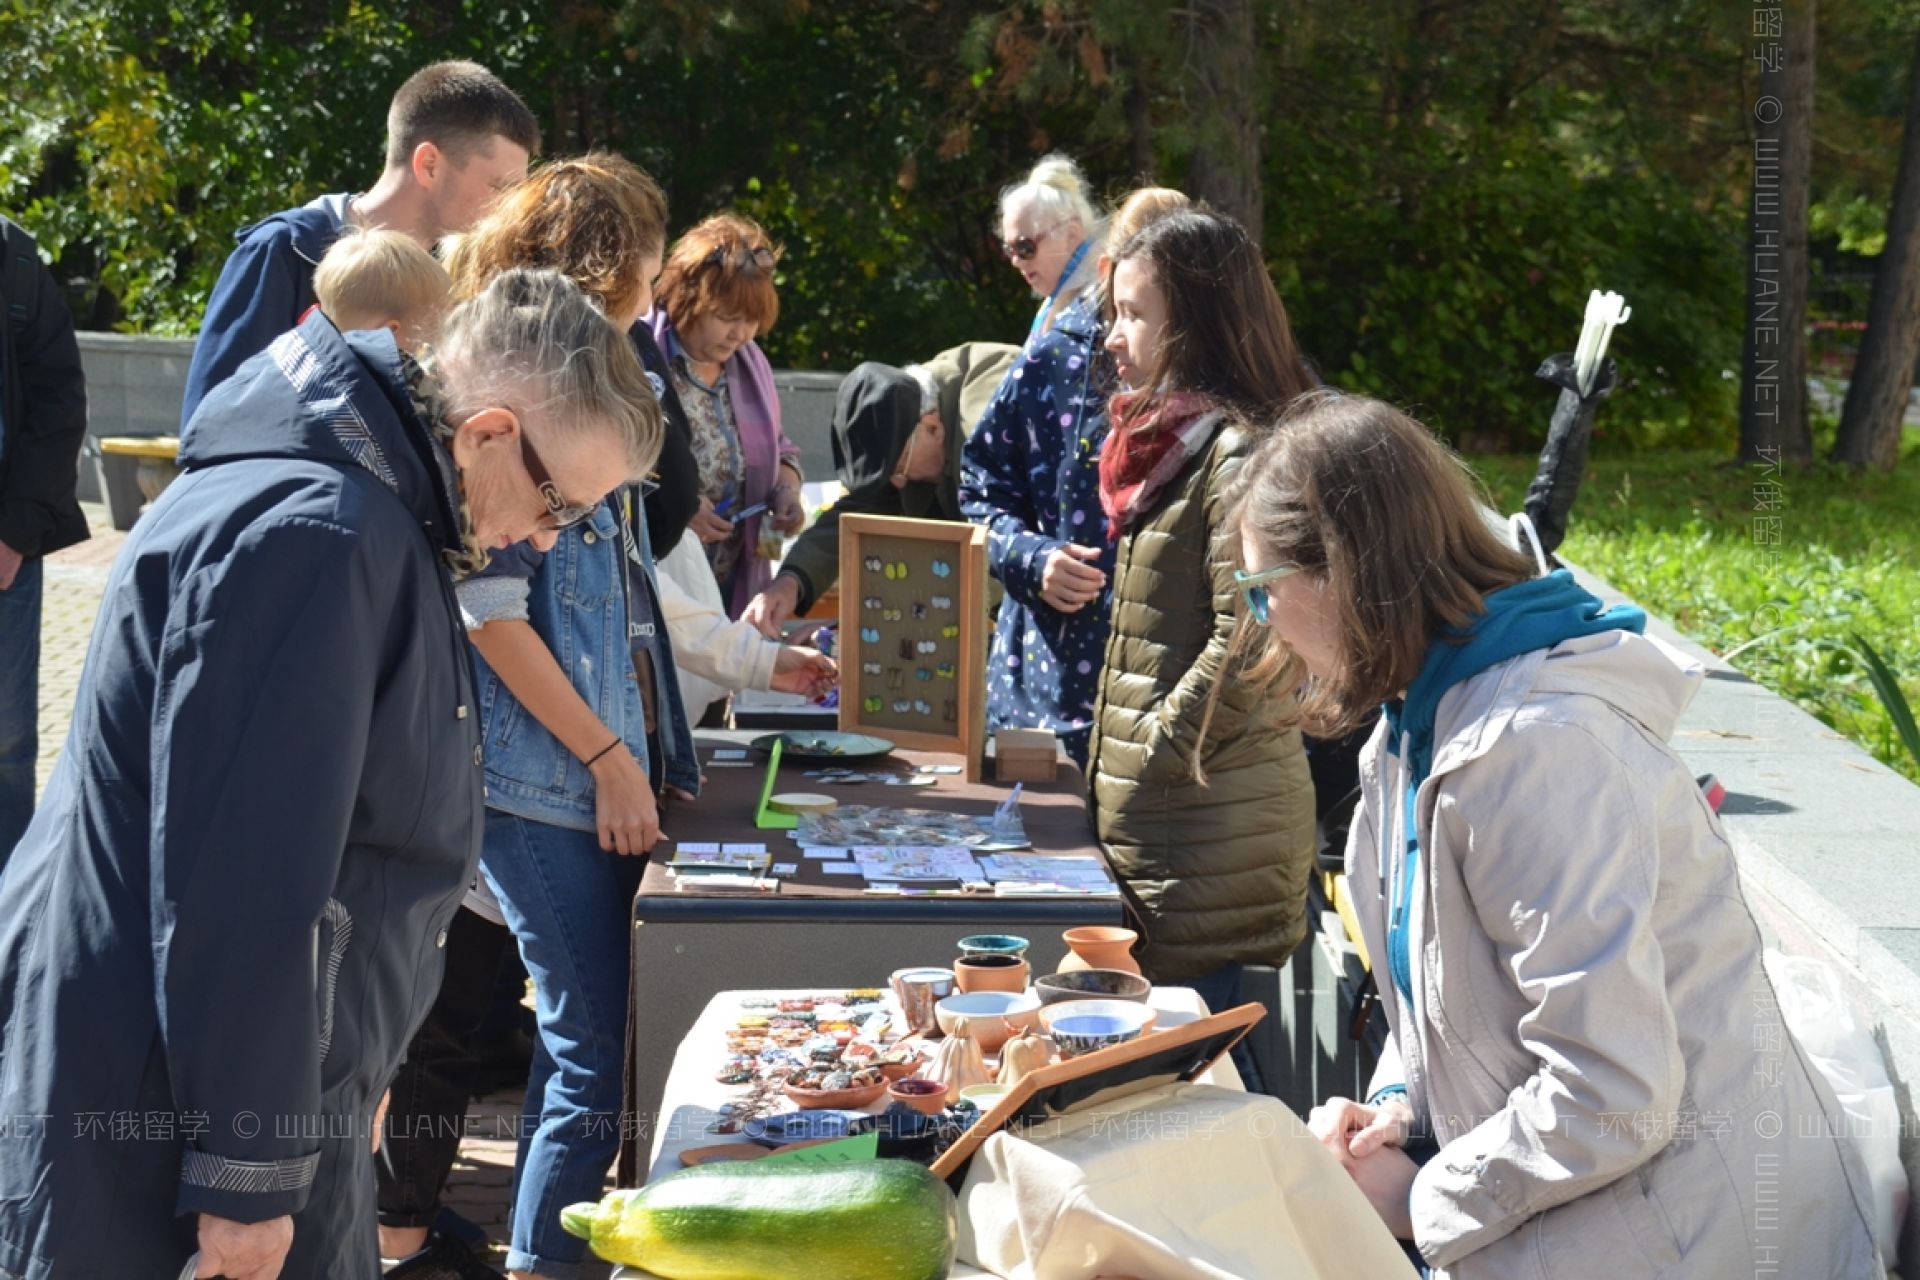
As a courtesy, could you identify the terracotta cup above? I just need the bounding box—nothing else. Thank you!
[954,953,1030,994]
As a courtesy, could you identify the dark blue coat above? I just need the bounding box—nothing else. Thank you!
[0,313,484,1278]
[179,194,352,431]
[959,295,1116,766]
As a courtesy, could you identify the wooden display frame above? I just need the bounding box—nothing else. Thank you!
[929,1002,1265,1181]
[836,514,989,783]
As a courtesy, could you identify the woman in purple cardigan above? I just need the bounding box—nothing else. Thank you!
[649,213,805,618]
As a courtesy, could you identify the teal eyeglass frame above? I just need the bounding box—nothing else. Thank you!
[1233,564,1300,624]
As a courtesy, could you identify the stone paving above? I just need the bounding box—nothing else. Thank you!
[33,504,610,1276]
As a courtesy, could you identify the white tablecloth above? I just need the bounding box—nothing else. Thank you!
[617,985,1241,1280]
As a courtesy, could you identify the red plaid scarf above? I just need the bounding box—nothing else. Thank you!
[1098,390,1223,537]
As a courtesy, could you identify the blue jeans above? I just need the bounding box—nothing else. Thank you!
[0,554,42,871]
[479,812,643,1280]
[1184,963,1266,1095]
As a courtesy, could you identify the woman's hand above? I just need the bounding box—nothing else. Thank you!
[588,746,662,855]
[196,1214,294,1279]
[1039,543,1107,613]
[743,575,802,637]
[690,497,734,545]
[768,483,805,535]
[771,646,838,699]
[1344,1143,1419,1240]
[1307,1095,1413,1159]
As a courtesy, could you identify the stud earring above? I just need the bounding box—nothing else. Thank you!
[861,626,881,644]
[861,661,882,676]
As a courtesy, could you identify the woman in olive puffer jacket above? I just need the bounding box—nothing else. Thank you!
[1086,210,1320,1058]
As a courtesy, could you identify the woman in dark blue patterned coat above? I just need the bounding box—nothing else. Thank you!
[961,183,1190,766]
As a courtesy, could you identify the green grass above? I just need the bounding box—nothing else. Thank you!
[1470,432,1920,785]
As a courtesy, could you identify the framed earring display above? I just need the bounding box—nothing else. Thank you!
[837,514,989,782]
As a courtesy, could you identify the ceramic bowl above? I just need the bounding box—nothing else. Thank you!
[934,990,1043,1054]
[953,953,1030,994]
[888,1077,949,1116]
[956,933,1030,959]
[784,1076,890,1110]
[1039,1000,1156,1058]
[1033,968,1152,1006]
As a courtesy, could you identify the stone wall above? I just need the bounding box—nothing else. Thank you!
[72,332,846,502]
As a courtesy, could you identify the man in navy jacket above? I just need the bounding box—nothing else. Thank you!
[178,60,537,430]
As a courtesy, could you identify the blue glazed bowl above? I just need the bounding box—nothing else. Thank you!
[1039,999,1155,1057]
[956,933,1029,959]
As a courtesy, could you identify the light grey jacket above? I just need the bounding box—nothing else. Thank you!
[1347,628,1880,1278]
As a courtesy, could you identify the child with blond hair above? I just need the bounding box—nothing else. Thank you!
[312,225,451,351]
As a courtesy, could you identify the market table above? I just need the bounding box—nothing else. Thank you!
[609,985,1238,1280]
[623,732,1126,1178]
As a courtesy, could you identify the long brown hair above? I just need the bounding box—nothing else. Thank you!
[1108,209,1314,432]
[1216,392,1537,741]
[441,152,668,321]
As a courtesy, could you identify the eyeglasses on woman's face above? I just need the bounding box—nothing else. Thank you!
[1233,563,1301,625]
[516,425,600,531]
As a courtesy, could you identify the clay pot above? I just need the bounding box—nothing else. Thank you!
[954,953,1030,993]
[888,1077,949,1117]
[1057,926,1142,976]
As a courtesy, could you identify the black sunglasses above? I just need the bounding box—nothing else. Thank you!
[517,429,598,531]
[1001,222,1065,262]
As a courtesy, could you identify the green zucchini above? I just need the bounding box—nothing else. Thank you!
[561,1158,957,1280]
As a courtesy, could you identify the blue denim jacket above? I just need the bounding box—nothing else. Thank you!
[466,490,700,832]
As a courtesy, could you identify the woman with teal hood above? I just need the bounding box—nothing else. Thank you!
[1221,392,1879,1278]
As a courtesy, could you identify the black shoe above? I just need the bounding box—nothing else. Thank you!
[384,1232,507,1279]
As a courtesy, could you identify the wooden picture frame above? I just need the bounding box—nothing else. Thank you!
[837,514,989,783]
[929,1002,1266,1182]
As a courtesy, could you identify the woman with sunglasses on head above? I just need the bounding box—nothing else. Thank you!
[649,213,805,620]
[1084,209,1319,1090]
[961,186,1189,768]
[1227,394,1880,1278]
[403,155,703,1280]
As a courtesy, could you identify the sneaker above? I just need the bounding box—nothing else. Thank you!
[383,1232,507,1280]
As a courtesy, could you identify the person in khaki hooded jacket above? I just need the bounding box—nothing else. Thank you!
[1225,392,1879,1278]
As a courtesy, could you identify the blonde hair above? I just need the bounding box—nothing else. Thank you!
[428,268,662,480]
[999,152,1104,237]
[313,227,452,341]
[441,152,669,324]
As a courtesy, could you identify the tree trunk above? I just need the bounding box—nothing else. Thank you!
[1183,0,1263,235]
[1738,0,1816,464]
[1125,70,1154,185]
[1834,25,1920,470]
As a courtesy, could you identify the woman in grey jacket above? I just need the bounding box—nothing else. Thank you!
[1223,393,1879,1278]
